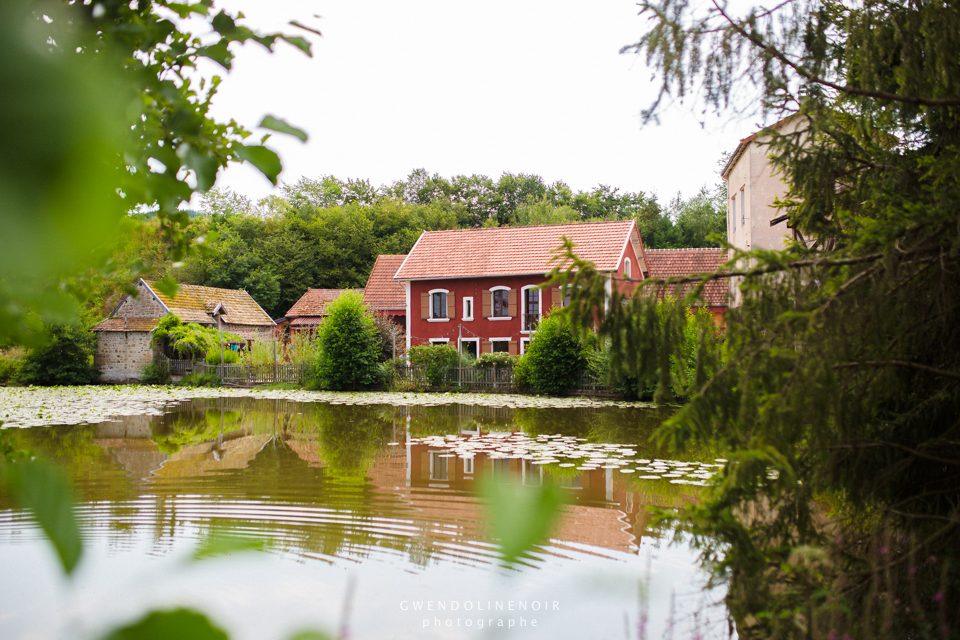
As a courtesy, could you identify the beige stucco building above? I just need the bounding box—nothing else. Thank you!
[721,116,802,305]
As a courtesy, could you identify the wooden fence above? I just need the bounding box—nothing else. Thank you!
[160,357,311,386]
[161,357,611,394]
[391,364,611,394]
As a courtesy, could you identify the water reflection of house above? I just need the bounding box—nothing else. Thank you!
[92,419,168,481]
[405,439,646,554]
[284,427,690,556]
[92,415,272,481]
[154,433,271,478]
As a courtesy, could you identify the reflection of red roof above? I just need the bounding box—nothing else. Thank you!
[644,248,727,307]
[395,220,637,280]
[91,317,161,332]
[286,289,362,319]
[363,255,406,311]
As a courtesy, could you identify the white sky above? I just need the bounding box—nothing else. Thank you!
[202,0,759,206]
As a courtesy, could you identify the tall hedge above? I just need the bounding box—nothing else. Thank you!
[315,291,380,390]
[524,312,585,395]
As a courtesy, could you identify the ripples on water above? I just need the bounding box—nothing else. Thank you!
[0,398,730,639]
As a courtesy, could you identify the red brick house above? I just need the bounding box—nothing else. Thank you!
[644,248,728,324]
[362,254,406,325]
[393,220,648,357]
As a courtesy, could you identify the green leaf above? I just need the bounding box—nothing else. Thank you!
[235,145,283,185]
[100,609,228,640]
[153,276,180,299]
[259,115,308,143]
[3,461,82,575]
[280,35,312,56]
[192,534,267,560]
[176,144,220,192]
[480,479,565,565]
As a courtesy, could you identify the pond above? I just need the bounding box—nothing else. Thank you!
[0,398,730,640]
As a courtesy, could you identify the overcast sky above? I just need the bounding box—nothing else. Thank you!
[201,0,759,207]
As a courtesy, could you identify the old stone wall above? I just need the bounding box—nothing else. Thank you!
[95,331,154,382]
[116,281,167,318]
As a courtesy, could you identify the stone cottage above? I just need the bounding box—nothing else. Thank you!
[92,279,276,382]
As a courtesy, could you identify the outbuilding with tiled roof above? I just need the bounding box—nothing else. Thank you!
[92,279,276,382]
[644,248,728,323]
[283,288,363,333]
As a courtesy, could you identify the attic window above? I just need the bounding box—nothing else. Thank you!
[624,258,632,279]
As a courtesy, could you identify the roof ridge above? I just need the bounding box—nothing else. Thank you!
[419,220,633,234]
[645,247,724,251]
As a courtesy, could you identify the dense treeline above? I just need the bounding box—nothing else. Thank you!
[90,169,725,320]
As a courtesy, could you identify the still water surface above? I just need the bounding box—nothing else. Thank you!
[0,398,729,640]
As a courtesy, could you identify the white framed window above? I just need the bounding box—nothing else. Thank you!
[520,285,541,333]
[731,195,736,231]
[740,187,745,226]
[520,337,531,355]
[522,459,543,487]
[490,338,511,354]
[490,458,511,483]
[459,337,479,359]
[428,288,450,322]
[429,338,449,345]
[489,286,510,319]
[463,296,474,321]
[624,258,632,279]
[430,451,449,481]
[463,457,474,475]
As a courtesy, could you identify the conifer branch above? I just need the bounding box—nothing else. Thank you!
[833,360,960,381]
[710,0,960,107]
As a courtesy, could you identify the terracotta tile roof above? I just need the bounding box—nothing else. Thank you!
[363,255,407,311]
[644,248,728,307]
[285,289,363,319]
[145,281,275,326]
[289,317,323,327]
[394,220,637,280]
[91,317,161,332]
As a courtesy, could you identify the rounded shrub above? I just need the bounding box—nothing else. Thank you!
[315,291,380,390]
[524,312,585,395]
[18,324,97,386]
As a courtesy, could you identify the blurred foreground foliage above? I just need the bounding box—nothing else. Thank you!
[0,0,310,346]
[0,1,338,638]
